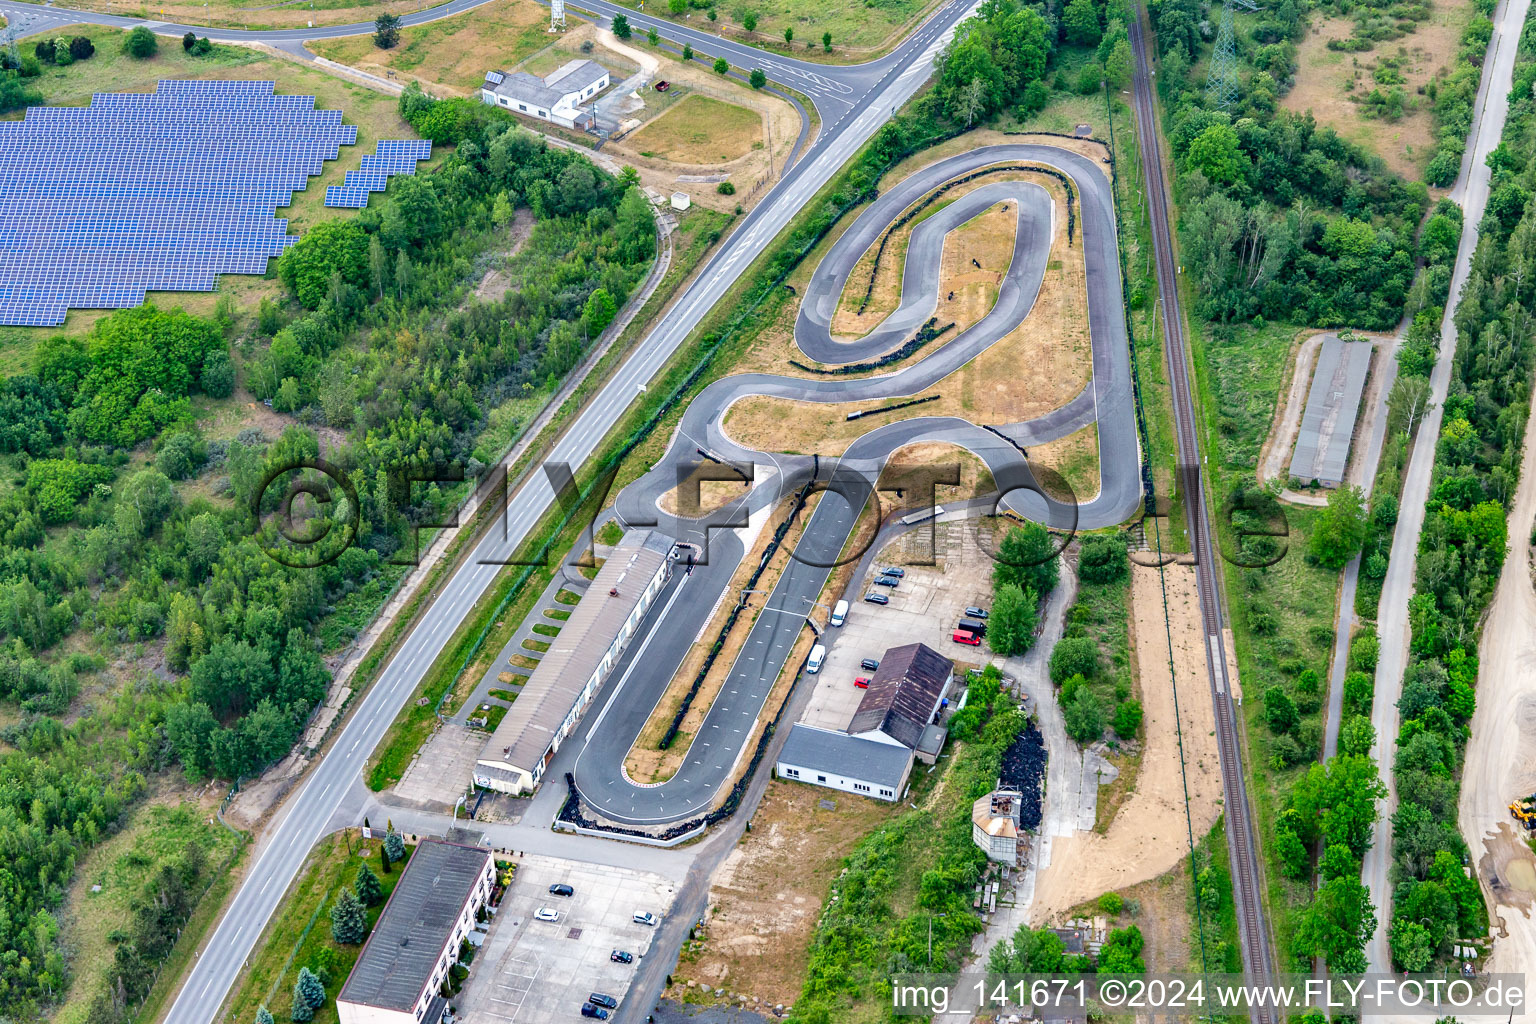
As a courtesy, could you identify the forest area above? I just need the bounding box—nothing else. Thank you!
[0,85,656,1022]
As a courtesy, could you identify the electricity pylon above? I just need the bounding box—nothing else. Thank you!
[1206,0,1241,109]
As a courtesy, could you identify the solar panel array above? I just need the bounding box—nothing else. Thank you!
[324,139,433,209]
[0,81,427,327]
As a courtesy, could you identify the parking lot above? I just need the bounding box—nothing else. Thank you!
[801,522,994,731]
[461,855,677,1022]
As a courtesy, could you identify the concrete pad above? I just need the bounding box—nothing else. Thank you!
[394,725,484,806]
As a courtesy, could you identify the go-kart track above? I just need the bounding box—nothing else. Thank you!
[572,143,1144,825]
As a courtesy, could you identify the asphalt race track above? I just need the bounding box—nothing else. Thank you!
[571,143,1142,824]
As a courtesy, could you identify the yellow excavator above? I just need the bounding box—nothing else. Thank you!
[1509,795,1536,830]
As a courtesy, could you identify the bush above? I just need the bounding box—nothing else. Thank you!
[1049,636,1098,684]
[717,181,736,195]
[1078,535,1128,584]
[1063,687,1104,743]
[713,57,729,74]
[34,40,56,62]
[749,68,767,89]
[374,13,401,48]
[612,13,632,38]
[1264,685,1299,734]
[201,350,236,399]
[124,26,158,58]
[1111,699,1142,737]
[1099,891,1124,915]
[183,31,197,51]
[1076,62,1104,94]
[69,36,95,60]
[1350,632,1379,672]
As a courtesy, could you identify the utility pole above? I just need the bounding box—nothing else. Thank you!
[1205,0,1240,109]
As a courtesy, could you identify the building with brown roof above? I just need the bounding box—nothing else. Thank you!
[847,642,953,753]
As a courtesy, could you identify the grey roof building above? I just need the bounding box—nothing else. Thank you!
[480,59,611,129]
[1289,335,1373,488]
[848,642,954,749]
[474,531,673,795]
[337,840,495,1024]
[775,723,913,801]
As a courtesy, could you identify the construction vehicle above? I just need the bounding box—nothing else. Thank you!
[1508,794,1536,829]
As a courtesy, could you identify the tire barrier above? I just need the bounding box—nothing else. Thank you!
[845,393,941,421]
[789,317,955,376]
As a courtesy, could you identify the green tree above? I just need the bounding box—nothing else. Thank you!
[1104,37,1133,88]
[1098,891,1124,915]
[669,0,686,12]
[292,967,325,1022]
[1112,700,1142,737]
[278,220,369,309]
[749,68,766,89]
[612,13,632,38]
[1049,636,1098,683]
[584,288,618,334]
[1340,715,1376,756]
[1063,687,1103,743]
[682,43,693,60]
[1264,685,1299,734]
[1098,925,1144,972]
[1186,123,1245,184]
[1389,918,1434,971]
[331,888,367,944]
[988,583,1037,655]
[1310,485,1368,568]
[743,11,757,32]
[823,30,832,51]
[1078,535,1128,583]
[355,863,384,906]
[1295,875,1375,970]
[123,26,158,58]
[394,249,413,297]
[1062,0,1102,46]
[713,56,729,74]
[647,26,659,44]
[784,27,793,43]
[373,13,401,49]
[384,828,406,862]
[994,522,1059,597]
[257,1007,275,1024]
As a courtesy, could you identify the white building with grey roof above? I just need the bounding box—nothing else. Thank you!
[473,531,673,795]
[336,839,494,1024]
[480,59,611,129]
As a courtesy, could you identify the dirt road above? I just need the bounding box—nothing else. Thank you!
[1459,372,1536,1004]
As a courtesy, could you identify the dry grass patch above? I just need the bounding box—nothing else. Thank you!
[1282,0,1473,178]
[720,170,1090,455]
[310,0,556,94]
[669,780,898,1006]
[659,463,755,517]
[623,494,819,784]
[1028,422,1100,503]
[627,94,765,165]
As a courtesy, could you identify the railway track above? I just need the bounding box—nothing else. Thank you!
[1126,6,1276,1018]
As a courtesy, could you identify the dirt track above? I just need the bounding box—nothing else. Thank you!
[1030,563,1221,920]
[1459,375,1536,1005]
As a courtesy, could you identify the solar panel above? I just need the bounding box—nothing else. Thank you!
[0,83,429,326]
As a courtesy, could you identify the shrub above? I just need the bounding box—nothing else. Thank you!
[612,13,632,38]
[183,31,197,51]
[124,26,158,58]
[1063,687,1104,743]
[1078,535,1128,584]
[717,181,736,195]
[1049,636,1098,684]
[1264,685,1299,734]
[713,56,729,74]
[374,13,401,48]
[1350,632,1379,672]
[1111,699,1143,737]
[69,36,95,60]
[34,40,56,62]
[749,68,766,89]
[1296,668,1320,693]
[1098,891,1124,915]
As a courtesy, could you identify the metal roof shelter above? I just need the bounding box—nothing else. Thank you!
[849,643,953,749]
[475,532,672,792]
[338,839,492,1014]
[1289,336,1373,487]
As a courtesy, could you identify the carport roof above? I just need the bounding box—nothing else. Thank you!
[338,840,491,1012]
[777,723,913,790]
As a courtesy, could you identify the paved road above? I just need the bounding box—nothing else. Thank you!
[569,144,1142,824]
[1361,0,1533,972]
[134,2,980,1021]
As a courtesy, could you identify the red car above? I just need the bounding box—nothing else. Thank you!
[654,80,671,92]
[952,629,980,646]
[854,676,870,688]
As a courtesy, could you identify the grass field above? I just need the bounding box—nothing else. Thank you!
[609,0,944,57]
[627,94,764,165]
[225,831,411,1024]
[55,801,245,1024]
[5,0,442,31]
[309,0,553,94]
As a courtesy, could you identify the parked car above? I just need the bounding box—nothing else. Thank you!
[952,629,980,646]
[854,676,870,689]
[654,80,670,91]
[860,657,880,671]
[535,907,561,922]
[589,994,618,1010]
[830,599,849,626]
[959,618,988,637]
[878,566,906,577]
[633,911,659,926]
[611,950,634,964]
[806,643,826,674]
[965,606,989,618]
[549,883,574,897]
[873,575,899,587]
[864,592,889,605]
[581,1004,610,1020]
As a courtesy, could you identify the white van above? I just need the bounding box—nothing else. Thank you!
[807,644,826,674]
[830,600,849,627]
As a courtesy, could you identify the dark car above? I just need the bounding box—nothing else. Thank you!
[581,1005,610,1020]
[878,566,906,577]
[860,657,880,671]
[873,575,899,587]
[589,994,618,1010]
[864,592,889,605]
[611,950,634,964]
[959,618,988,637]
[965,606,989,618]
[549,883,574,897]
[654,80,671,91]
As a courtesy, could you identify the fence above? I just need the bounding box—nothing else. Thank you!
[789,317,955,376]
